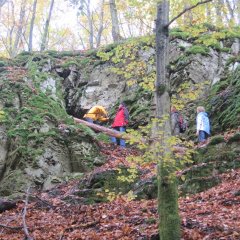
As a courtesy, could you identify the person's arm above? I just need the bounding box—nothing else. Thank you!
[101,108,108,117]
[98,107,109,121]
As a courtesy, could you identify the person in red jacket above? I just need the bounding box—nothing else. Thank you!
[111,102,129,147]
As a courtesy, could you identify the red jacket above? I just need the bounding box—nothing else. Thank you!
[111,106,128,127]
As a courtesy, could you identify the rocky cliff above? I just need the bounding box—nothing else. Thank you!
[0,27,239,197]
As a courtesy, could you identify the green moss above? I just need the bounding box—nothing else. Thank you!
[207,66,240,132]
[96,133,111,143]
[103,42,119,52]
[185,45,209,56]
[208,135,225,145]
[170,28,190,40]
[180,176,220,195]
[61,60,78,68]
[0,61,6,67]
[85,49,98,57]
[228,132,240,144]
[45,50,59,57]
[0,170,30,197]
[78,58,90,66]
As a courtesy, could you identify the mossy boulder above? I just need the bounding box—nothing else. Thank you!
[0,170,31,198]
[227,132,240,144]
[76,167,139,204]
[208,135,225,145]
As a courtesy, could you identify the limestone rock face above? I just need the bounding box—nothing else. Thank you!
[59,39,233,121]
[0,61,103,197]
[0,35,237,197]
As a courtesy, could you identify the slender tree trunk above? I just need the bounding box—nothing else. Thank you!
[11,0,26,57]
[109,0,121,42]
[215,0,224,25]
[205,2,211,22]
[183,3,193,25]
[86,0,94,48]
[155,1,180,239]
[237,0,240,25]
[225,0,235,22]
[7,1,15,56]
[96,0,105,47]
[28,0,37,52]
[40,0,55,51]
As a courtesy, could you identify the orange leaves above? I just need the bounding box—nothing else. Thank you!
[0,143,240,239]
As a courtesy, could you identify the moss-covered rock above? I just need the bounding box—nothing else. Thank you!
[185,45,209,56]
[0,170,30,198]
[76,167,139,204]
[227,132,240,144]
[207,66,240,132]
[0,57,105,197]
[208,135,225,145]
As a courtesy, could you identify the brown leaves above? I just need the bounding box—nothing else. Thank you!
[0,143,240,239]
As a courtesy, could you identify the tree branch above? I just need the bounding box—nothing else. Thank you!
[0,224,22,230]
[167,0,213,27]
[22,187,34,240]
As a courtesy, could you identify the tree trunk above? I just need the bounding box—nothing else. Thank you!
[28,0,38,52]
[237,0,240,25]
[11,0,27,57]
[40,0,55,51]
[73,117,131,140]
[96,0,105,47]
[86,0,94,49]
[225,0,234,21]
[205,2,211,22]
[215,0,224,25]
[109,0,121,42]
[183,3,193,26]
[155,1,180,239]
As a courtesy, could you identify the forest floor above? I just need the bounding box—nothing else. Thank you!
[0,143,240,240]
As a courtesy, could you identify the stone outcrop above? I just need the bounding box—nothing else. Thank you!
[0,30,239,197]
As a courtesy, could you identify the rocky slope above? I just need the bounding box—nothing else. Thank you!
[0,26,239,197]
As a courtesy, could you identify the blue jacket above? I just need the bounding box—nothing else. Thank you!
[196,112,210,135]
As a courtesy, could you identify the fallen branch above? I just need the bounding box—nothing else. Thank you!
[22,187,34,240]
[0,224,22,230]
[30,195,55,209]
[73,117,132,140]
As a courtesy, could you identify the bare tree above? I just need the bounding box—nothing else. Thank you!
[215,0,224,24]
[85,0,94,48]
[28,0,37,52]
[11,0,27,57]
[205,2,212,22]
[183,2,193,25]
[109,0,121,42]
[96,0,105,47]
[40,0,55,51]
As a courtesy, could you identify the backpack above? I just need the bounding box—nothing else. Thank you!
[177,113,187,133]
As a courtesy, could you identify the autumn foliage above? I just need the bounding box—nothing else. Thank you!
[0,143,240,240]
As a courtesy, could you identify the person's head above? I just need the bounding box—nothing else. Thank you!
[197,106,205,113]
[171,106,177,112]
[119,101,126,109]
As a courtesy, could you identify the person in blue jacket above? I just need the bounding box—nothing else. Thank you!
[196,106,210,143]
